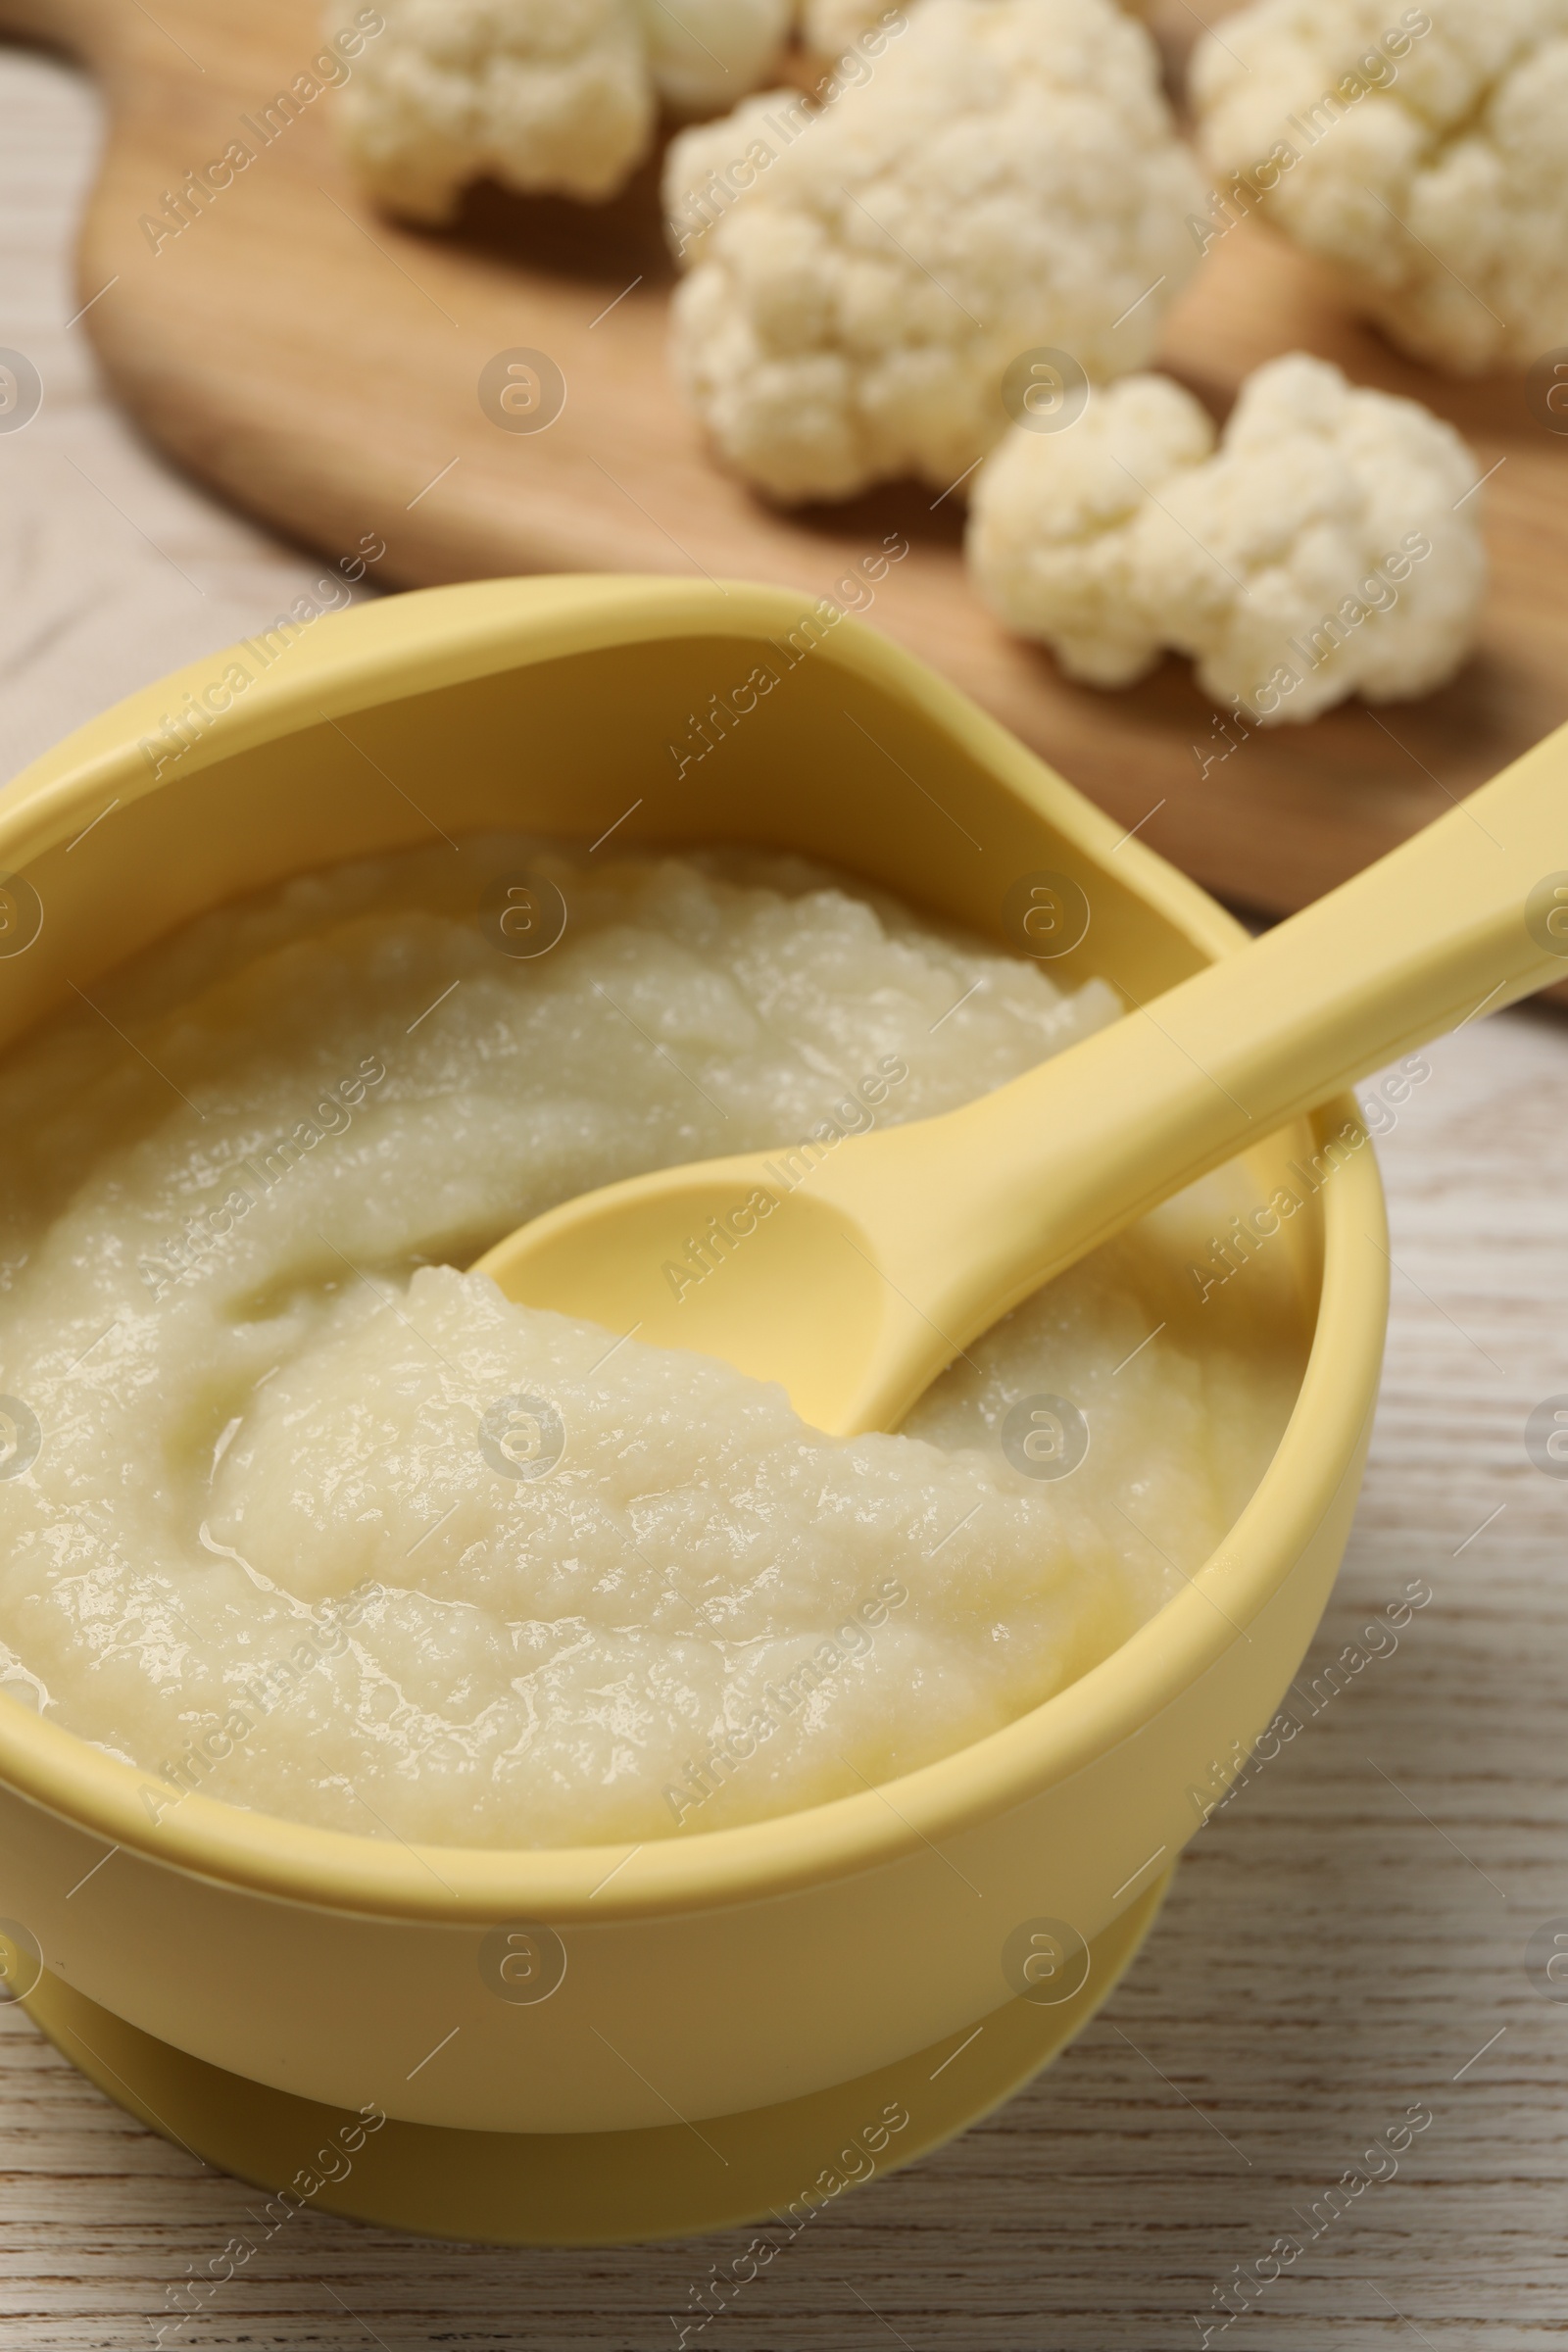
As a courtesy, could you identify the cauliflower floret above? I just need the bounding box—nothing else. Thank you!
[969,353,1487,722]
[663,0,1206,504]
[1190,0,1568,373]
[961,374,1216,686]
[329,0,651,216]
[330,0,791,221]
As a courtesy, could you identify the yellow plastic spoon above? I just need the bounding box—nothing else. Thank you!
[476,727,1568,1435]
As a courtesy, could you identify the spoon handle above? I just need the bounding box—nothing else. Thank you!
[841,719,1568,1394]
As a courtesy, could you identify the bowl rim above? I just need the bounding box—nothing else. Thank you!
[0,575,1390,1925]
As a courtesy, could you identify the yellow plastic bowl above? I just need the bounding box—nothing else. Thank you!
[0,577,1387,2141]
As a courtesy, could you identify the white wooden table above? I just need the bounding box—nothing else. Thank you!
[4,41,1568,2352]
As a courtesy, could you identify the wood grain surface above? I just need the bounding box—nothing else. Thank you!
[5,36,1568,2352]
[6,0,1568,926]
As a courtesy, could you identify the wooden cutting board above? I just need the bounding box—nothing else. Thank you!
[6,0,1566,919]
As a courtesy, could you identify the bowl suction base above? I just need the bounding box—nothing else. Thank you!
[20,1873,1170,2247]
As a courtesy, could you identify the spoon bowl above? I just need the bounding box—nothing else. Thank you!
[478,1157,899,1432]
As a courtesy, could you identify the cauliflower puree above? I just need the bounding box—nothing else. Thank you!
[0,844,1299,1847]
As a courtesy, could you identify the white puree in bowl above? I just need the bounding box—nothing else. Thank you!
[0,844,1301,1847]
